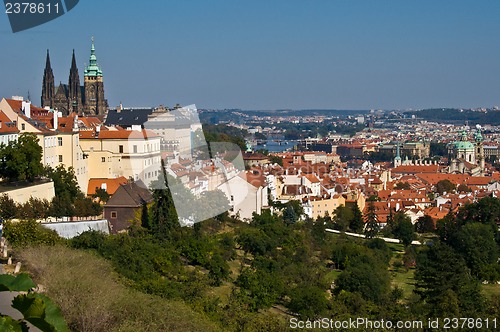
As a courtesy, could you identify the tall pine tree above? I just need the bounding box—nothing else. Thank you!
[364,201,379,238]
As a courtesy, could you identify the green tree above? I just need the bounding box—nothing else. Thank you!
[392,211,416,247]
[335,254,390,303]
[435,179,456,195]
[436,210,459,243]
[92,187,110,203]
[457,183,471,193]
[287,285,329,319]
[3,219,62,247]
[268,155,283,166]
[236,269,283,311]
[18,198,51,220]
[45,165,81,200]
[349,204,364,233]
[207,253,230,286]
[333,205,353,231]
[0,133,43,182]
[18,133,44,182]
[414,241,485,316]
[147,163,181,239]
[456,196,500,230]
[394,182,410,190]
[276,200,303,224]
[453,223,499,281]
[415,214,435,233]
[363,201,379,238]
[73,197,102,217]
[0,194,17,220]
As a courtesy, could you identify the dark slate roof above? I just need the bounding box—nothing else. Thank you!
[104,181,154,207]
[105,108,154,127]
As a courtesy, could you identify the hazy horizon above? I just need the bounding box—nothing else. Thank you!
[1,1,499,110]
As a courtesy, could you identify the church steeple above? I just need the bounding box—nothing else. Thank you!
[83,37,107,115]
[394,141,402,167]
[68,49,81,112]
[41,49,55,108]
[84,36,103,77]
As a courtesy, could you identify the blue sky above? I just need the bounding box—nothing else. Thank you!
[0,0,499,110]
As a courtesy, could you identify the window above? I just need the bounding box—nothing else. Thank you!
[133,145,138,153]
[59,155,63,162]
[119,145,124,153]
[230,195,234,202]
[21,123,25,130]
[58,137,63,146]
[101,157,106,162]
[110,211,117,219]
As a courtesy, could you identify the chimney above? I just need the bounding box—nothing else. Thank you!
[73,114,79,130]
[22,100,31,118]
[95,125,101,138]
[52,109,58,130]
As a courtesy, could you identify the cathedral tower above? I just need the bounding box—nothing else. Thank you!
[474,126,485,175]
[68,49,82,113]
[83,37,108,115]
[41,50,55,108]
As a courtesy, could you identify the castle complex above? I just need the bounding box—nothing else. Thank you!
[41,38,108,116]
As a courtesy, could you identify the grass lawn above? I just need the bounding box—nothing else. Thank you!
[391,268,416,299]
[207,282,233,303]
[324,269,343,284]
[482,283,500,299]
[386,242,405,253]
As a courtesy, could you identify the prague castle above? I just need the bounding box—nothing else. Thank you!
[41,38,108,116]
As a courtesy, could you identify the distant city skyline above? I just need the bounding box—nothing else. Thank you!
[0,0,499,110]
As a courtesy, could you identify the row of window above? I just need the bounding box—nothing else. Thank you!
[117,143,161,154]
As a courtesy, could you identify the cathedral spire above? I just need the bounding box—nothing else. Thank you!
[68,49,81,113]
[42,49,55,108]
[70,49,77,71]
[85,36,103,77]
[45,49,52,69]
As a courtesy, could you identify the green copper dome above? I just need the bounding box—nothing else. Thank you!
[84,37,103,77]
[474,129,483,143]
[453,141,475,150]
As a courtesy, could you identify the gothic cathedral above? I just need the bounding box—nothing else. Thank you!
[41,38,108,116]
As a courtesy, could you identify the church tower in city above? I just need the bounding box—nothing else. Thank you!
[68,49,83,113]
[41,50,55,108]
[41,38,108,116]
[83,37,108,115]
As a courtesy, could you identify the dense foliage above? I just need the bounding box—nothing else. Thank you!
[0,133,44,182]
[6,194,500,331]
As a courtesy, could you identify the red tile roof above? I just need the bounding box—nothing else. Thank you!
[0,111,19,134]
[392,165,440,174]
[87,176,128,196]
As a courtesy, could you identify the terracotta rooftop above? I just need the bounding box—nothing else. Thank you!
[0,111,19,134]
[87,176,128,196]
[392,165,440,174]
